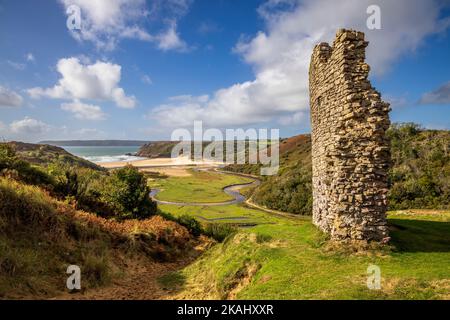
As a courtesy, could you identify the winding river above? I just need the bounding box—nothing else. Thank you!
[149,169,261,206]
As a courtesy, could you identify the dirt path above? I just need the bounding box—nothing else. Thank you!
[53,240,212,300]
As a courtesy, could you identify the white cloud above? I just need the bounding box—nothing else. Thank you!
[7,60,26,70]
[28,57,136,108]
[60,0,150,51]
[148,0,450,129]
[156,21,188,51]
[141,74,153,85]
[60,0,191,51]
[26,53,35,62]
[278,111,306,126]
[61,100,107,120]
[0,86,23,107]
[9,117,50,135]
[419,81,450,104]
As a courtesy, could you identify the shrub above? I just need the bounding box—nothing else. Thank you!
[252,166,312,215]
[101,165,157,220]
[387,123,450,209]
[204,223,237,242]
[1,144,54,187]
[176,214,203,237]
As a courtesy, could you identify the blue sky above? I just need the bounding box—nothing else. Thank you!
[0,0,449,142]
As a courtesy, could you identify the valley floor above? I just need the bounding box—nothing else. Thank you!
[3,165,448,300]
[147,168,450,299]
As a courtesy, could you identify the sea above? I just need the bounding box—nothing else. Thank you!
[62,146,147,163]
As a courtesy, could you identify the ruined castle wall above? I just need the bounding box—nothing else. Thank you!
[309,29,391,241]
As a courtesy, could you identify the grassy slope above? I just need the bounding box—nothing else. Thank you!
[168,210,449,300]
[159,203,278,226]
[225,126,450,214]
[0,178,200,299]
[149,169,253,203]
[3,141,103,171]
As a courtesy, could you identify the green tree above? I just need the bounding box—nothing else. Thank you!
[102,165,157,220]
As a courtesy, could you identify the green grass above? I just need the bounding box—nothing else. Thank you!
[150,169,450,300]
[171,211,450,300]
[159,203,280,226]
[149,169,253,203]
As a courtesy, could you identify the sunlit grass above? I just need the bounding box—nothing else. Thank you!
[171,210,450,300]
[149,169,253,203]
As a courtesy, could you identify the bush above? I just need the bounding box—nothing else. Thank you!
[252,166,312,215]
[176,214,203,237]
[204,223,237,242]
[387,123,450,209]
[1,144,54,187]
[101,165,157,220]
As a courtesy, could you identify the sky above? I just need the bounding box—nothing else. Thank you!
[0,0,449,142]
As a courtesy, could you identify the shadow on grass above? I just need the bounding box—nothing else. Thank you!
[157,271,186,293]
[389,219,450,253]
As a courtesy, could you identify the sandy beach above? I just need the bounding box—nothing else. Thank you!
[96,156,223,169]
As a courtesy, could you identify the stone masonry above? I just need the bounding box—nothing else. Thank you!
[309,29,391,242]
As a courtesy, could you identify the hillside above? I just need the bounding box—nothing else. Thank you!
[137,141,179,158]
[0,142,208,299]
[169,209,450,300]
[4,141,103,171]
[224,124,450,214]
[0,177,204,299]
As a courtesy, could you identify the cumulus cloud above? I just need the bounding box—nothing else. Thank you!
[419,81,450,104]
[61,101,107,120]
[0,86,23,107]
[60,0,191,51]
[28,57,136,108]
[148,0,450,129]
[9,117,50,135]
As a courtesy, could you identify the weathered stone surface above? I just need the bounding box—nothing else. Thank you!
[309,29,391,242]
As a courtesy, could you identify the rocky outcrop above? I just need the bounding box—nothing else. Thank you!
[309,29,391,242]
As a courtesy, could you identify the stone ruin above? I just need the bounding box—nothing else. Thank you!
[309,29,391,242]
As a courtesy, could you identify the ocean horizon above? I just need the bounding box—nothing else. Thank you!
[62,146,147,163]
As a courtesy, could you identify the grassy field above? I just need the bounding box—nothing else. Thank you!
[162,210,450,300]
[148,169,253,203]
[148,169,450,300]
[159,203,283,226]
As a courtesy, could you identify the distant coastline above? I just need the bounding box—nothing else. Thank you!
[39,140,150,147]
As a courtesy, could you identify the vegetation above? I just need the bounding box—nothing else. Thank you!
[101,165,157,220]
[168,210,450,300]
[226,134,313,215]
[159,203,278,226]
[3,141,103,171]
[1,144,157,220]
[137,141,180,158]
[149,169,253,203]
[387,123,449,210]
[224,125,450,214]
[0,178,198,298]
[158,211,237,242]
